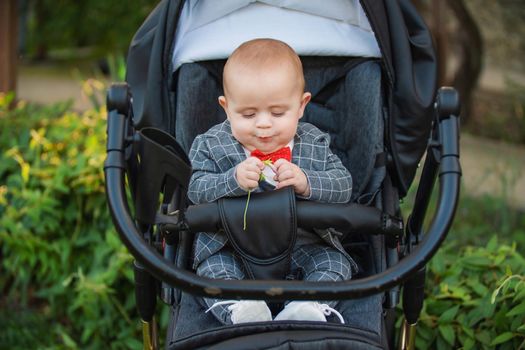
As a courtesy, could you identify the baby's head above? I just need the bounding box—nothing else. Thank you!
[219,38,311,154]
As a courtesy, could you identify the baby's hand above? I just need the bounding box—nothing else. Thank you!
[273,159,310,197]
[235,157,265,191]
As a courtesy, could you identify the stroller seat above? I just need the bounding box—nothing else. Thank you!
[166,57,388,348]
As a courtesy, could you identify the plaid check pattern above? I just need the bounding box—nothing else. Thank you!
[198,244,353,324]
[188,121,354,269]
[187,120,353,204]
[290,244,353,308]
[196,250,246,324]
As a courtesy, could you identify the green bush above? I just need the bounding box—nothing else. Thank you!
[0,93,141,349]
[24,1,158,58]
[415,236,525,349]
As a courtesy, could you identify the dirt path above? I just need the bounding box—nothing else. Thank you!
[16,66,525,210]
[460,133,525,210]
[16,64,109,111]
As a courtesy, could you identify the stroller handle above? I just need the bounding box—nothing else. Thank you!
[104,88,461,300]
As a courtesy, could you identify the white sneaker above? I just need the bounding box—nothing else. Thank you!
[274,301,345,324]
[206,300,272,324]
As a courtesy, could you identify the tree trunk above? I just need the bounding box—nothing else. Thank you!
[412,0,483,122]
[445,0,483,123]
[0,0,18,97]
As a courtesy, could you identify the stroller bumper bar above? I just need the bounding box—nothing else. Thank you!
[104,87,461,300]
[155,201,404,244]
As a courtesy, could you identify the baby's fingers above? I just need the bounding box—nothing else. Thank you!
[275,179,295,189]
[275,168,294,182]
[274,158,290,167]
[246,156,265,170]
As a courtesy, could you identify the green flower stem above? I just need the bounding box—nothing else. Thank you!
[243,190,251,230]
[243,161,272,231]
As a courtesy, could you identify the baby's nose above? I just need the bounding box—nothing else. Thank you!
[255,113,272,127]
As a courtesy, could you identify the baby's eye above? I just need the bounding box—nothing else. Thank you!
[242,113,256,118]
[272,112,285,117]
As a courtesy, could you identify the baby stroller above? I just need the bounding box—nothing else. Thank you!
[104,1,461,349]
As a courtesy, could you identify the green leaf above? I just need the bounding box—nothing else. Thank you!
[475,330,492,345]
[439,324,456,346]
[511,316,524,332]
[431,251,447,275]
[459,336,476,350]
[438,305,460,324]
[57,328,79,349]
[506,301,525,317]
[462,336,475,350]
[517,324,525,334]
[461,323,475,339]
[486,235,498,252]
[467,279,489,297]
[513,284,525,303]
[415,336,429,350]
[490,332,515,346]
[436,334,450,350]
[492,275,524,303]
[123,337,143,350]
[461,255,492,268]
[418,324,434,341]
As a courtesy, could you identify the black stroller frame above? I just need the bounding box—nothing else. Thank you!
[104,1,462,349]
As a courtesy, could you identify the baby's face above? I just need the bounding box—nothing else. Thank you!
[219,66,310,154]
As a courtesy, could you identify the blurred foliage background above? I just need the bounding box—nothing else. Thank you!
[1,0,525,349]
[19,0,157,61]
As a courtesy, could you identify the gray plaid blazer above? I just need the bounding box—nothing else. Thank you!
[188,120,354,269]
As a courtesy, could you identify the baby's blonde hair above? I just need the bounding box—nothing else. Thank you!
[223,38,305,96]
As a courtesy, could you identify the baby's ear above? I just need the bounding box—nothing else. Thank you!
[218,96,227,109]
[219,96,232,121]
[299,92,312,118]
[301,92,312,105]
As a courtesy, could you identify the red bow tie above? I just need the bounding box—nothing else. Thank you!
[251,147,291,163]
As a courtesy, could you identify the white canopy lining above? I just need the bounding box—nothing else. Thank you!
[172,0,381,71]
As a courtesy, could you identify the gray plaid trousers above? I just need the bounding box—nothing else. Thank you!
[197,243,353,325]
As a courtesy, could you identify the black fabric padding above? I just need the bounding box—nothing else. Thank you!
[219,188,297,280]
[381,0,437,195]
[126,0,183,133]
[175,60,226,153]
[192,331,383,350]
[302,59,382,201]
[168,304,383,350]
[167,288,384,347]
[134,127,191,224]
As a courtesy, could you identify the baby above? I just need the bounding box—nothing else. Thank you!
[188,38,355,325]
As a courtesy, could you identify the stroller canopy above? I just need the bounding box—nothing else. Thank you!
[171,0,381,70]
